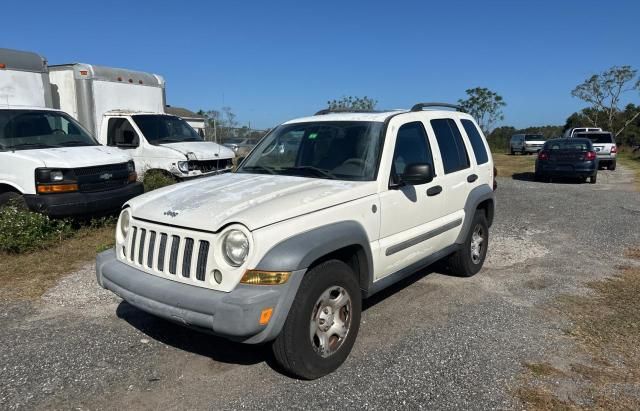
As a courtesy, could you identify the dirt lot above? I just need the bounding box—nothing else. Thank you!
[1,166,639,410]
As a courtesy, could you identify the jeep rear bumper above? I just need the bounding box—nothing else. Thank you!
[96,249,304,344]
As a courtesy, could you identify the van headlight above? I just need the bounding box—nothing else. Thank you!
[119,209,131,238]
[222,229,249,267]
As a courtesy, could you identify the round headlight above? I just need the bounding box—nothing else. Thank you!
[177,161,189,173]
[222,229,249,267]
[119,209,131,237]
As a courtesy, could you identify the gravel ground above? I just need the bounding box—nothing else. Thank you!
[1,167,639,410]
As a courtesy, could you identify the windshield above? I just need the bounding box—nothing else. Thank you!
[132,115,202,144]
[0,109,97,151]
[525,134,544,141]
[545,139,592,151]
[575,132,613,144]
[236,121,384,181]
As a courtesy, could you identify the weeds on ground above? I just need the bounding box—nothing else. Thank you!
[143,169,176,192]
[517,249,640,409]
[491,152,536,178]
[0,205,73,253]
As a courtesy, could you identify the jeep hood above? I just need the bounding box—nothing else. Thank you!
[6,145,131,168]
[162,141,235,160]
[127,173,377,232]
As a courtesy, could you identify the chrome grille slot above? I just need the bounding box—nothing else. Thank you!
[157,233,168,271]
[137,229,147,265]
[147,231,156,268]
[182,238,194,278]
[196,241,210,281]
[169,235,180,275]
[128,227,138,262]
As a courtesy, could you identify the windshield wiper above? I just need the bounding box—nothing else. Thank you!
[58,140,94,146]
[153,138,183,144]
[238,165,277,175]
[282,166,336,179]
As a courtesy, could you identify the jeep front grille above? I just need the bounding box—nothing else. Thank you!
[125,220,212,287]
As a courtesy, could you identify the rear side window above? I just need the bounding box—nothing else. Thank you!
[461,119,489,165]
[431,119,470,174]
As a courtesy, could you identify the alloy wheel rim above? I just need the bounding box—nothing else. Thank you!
[470,225,485,264]
[309,286,352,358]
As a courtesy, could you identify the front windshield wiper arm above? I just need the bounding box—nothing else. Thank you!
[238,165,277,175]
[7,143,58,150]
[283,166,336,179]
[58,140,94,146]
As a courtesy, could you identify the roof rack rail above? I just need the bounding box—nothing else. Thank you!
[314,108,380,115]
[410,102,463,112]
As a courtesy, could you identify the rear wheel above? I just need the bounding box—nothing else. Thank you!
[447,209,489,277]
[590,173,597,184]
[271,260,361,380]
[609,160,616,171]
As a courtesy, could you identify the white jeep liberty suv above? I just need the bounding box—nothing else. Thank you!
[96,103,496,379]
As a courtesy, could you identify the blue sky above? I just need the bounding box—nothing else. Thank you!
[4,0,639,129]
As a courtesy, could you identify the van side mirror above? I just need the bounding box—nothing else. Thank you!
[401,163,434,185]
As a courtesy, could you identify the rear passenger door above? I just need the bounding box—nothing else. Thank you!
[425,118,476,243]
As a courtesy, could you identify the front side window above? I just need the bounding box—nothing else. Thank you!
[107,118,139,147]
[431,119,470,174]
[461,119,489,165]
[391,121,433,177]
[237,121,384,181]
[132,115,202,144]
[0,109,97,151]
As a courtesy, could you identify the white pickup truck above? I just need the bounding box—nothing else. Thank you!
[49,64,235,179]
[97,103,496,379]
[0,48,142,215]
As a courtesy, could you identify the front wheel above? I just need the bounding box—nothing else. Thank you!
[0,192,27,209]
[271,260,361,379]
[447,209,489,277]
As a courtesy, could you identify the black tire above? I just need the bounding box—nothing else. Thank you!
[534,172,544,182]
[271,260,361,380]
[0,192,27,209]
[590,173,597,184]
[610,160,616,171]
[510,148,515,155]
[447,209,489,277]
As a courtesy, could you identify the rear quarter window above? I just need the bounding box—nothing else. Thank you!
[460,119,489,165]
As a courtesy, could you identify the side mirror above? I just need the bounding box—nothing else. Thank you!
[401,163,433,185]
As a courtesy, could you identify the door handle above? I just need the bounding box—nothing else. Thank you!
[427,185,442,196]
[467,174,478,183]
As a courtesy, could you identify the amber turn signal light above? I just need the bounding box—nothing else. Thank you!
[259,308,273,325]
[36,184,79,194]
[240,270,291,285]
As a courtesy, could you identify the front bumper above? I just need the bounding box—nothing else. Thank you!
[96,250,304,344]
[24,182,143,217]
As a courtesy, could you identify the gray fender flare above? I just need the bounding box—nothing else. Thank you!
[455,184,495,244]
[250,221,373,343]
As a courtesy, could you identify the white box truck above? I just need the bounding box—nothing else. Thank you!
[49,64,234,179]
[0,48,143,216]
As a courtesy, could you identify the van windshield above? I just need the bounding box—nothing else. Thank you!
[0,109,97,151]
[525,134,544,141]
[236,121,384,181]
[133,115,203,144]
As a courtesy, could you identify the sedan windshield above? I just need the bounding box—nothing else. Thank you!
[0,109,97,151]
[236,121,384,181]
[133,115,202,144]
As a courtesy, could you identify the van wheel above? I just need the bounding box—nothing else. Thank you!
[0,192,27,209]
[271,260,361,380]
[448,209,489,277]
[610,160,616,171]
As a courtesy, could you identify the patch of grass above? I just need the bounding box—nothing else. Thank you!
[143,169,177,192]
[517,248,640,408]
[0,224,115,300]
[617,148,640,190]
[524,362,566,377]
[492,153,537,178]
[0,205,74,253]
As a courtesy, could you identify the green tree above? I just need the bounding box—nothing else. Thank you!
[327,96,377,111]
[458,87,506,134]
[571,65,639,136]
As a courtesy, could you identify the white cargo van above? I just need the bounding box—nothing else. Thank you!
[49,64,234,179]
[0,48,143,216]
